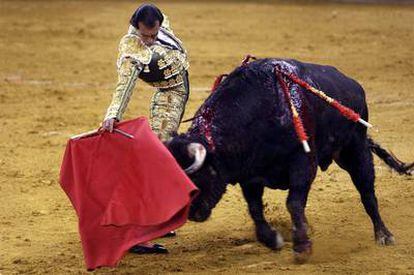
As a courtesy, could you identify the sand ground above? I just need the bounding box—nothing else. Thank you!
[0,0,414,274]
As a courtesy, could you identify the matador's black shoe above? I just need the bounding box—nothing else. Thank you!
[162,231,177,238]
[129,243,168,254]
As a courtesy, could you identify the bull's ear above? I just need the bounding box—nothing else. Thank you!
[185,143,207,174]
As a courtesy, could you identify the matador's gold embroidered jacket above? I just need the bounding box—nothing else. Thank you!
[104,16,189,122]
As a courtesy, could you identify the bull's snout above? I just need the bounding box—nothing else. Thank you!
[189,204,211,222]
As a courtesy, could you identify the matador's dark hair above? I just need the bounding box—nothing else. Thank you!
[129,3,164,29]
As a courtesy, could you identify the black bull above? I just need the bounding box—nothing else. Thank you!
[167,58,413,262]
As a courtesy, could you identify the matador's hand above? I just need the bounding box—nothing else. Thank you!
[102,118,117,133]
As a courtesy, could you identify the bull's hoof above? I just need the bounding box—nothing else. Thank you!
[293,245,312,264]
[256,225,284,250]
[293,240,312,264]
[375,230,395,246]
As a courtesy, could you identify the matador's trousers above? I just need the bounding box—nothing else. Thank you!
[149,71,190,141]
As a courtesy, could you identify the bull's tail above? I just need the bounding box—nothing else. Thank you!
[368,137,414,175]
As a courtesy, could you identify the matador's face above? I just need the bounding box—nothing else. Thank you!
[137,21,160,46]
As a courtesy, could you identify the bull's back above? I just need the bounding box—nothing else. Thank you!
[242,58,368,133]
[295,60,367,115]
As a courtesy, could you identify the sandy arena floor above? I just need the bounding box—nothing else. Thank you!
[1,0,414,274]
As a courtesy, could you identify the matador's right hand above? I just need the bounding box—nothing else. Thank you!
[102,118,117,133]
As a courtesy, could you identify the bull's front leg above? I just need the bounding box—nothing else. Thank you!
[240,179,284,250]
[286,154,316,263]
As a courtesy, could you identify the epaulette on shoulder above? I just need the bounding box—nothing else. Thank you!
[118,34,152,65]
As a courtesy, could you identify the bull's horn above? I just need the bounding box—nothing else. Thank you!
[185,143,207,174]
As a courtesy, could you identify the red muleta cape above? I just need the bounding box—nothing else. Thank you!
[60,117,198,270]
